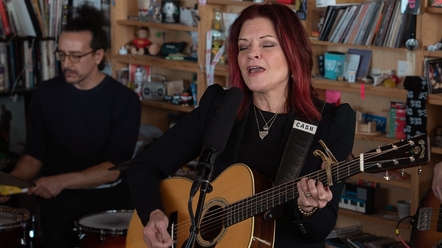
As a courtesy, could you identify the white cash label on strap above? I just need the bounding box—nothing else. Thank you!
[293,120,317,134]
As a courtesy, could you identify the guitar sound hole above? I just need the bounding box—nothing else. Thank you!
[200,205,223,243]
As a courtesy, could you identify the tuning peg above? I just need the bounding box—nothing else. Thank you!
[401,168,406,177]
[384,170,390,181]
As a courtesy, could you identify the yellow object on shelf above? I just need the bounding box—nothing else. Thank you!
[383,78,396,88]
[0,185,28,195]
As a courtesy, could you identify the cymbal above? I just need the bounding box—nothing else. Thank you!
[108,160,131,171]
[0,172,36,188]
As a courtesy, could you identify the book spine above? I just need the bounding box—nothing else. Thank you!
[0,0,10,35]
[0,42,8,91]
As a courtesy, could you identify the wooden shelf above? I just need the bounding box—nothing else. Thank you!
[355,134,400,143]
[310,40,415,53]
[113,54,199,72]
[350,172,412,189]
[431,146,442,154]
[116,19,198,32]
[428,93,442,106]
[141,100,194,113]
[423,48,442,58]
[311,78,408,99]
[214,65,229,76]
[338,209,412,229]
[425,7,442,14]
[312,78,442,106]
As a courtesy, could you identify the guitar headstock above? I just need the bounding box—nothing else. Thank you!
[361,135,430,173]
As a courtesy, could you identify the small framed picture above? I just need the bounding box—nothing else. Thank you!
[425,58,442,94]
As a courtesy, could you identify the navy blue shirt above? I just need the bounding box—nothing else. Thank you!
[24,75,141,176]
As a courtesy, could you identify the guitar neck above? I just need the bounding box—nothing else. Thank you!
[224,161,348,226]
[225,136,429,227]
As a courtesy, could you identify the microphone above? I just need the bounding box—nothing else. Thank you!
[190,87,243,196]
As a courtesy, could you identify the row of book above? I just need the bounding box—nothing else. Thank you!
[0,39,58,91]
[0,0,110,91]
[0,0,65,38]
[318,0,413,48]
[0,0,109,39]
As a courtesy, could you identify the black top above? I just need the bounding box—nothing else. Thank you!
[24,75,141,177]
[127,84,356,247]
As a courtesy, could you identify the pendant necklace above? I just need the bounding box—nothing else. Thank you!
[253,104,283,139]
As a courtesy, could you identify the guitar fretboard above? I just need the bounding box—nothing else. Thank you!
[223,137,427,227]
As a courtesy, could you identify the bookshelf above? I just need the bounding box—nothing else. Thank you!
[0,0,62,92]
[109,0,441,243]
[192,0,440,243]
[110,0,199,131]
[307,0,442,242]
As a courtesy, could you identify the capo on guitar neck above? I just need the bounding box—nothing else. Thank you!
[313,140,337,186]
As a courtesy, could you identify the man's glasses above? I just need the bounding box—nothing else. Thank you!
[54,50,95,63]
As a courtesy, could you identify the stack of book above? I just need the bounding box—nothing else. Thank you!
[318,0,412,48]
[326,225,403,248]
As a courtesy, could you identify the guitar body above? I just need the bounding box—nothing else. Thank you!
[126,164,275,248]
[126,136,430,248]
[410,190,442,248]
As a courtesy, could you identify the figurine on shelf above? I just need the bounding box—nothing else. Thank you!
[125,27,158,55]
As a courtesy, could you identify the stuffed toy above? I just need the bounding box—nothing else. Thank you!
[125,27,155,55]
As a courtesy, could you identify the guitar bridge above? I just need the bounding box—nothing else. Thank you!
[417,207,432,231]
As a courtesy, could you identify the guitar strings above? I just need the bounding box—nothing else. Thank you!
[189,148,397,235]
[168,143,415,243]
[172,153,406,242]
[169,155,373,241]
[170,146,405,241]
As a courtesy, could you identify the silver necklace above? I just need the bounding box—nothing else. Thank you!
[253,104,282,139]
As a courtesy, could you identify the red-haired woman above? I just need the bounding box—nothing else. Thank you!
[128,3,355,248]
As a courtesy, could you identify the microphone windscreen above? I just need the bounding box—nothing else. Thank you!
[203,87,243,154]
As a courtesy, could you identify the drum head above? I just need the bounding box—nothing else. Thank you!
[0,207,30,230]
[77,210,133,235]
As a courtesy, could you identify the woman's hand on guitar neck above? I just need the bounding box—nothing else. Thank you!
[143,209,173,248]
[432,161,442,203]
[296,163,333,218]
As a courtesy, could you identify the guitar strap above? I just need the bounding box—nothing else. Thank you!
[264,100,326,221]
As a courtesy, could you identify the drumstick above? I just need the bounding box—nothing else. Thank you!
[0,185,29,195]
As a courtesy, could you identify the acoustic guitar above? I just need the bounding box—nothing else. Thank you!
[126,136,430,248]
[410,189,442,248]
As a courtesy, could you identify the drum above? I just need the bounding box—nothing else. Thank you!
[75,209,133,248]
[0,207,31,248]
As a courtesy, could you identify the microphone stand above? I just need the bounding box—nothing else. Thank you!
[185,147,216,248]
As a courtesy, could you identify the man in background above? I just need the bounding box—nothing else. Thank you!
[0,4,140,248]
